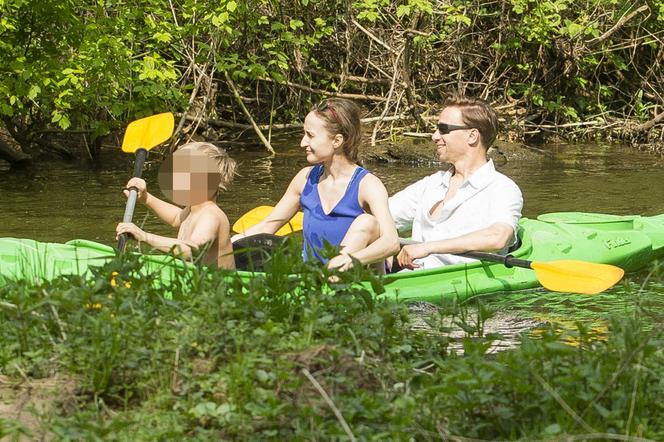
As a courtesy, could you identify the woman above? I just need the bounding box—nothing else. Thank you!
[232,98,399,270]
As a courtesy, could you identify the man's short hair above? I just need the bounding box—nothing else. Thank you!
[444,95,498,149]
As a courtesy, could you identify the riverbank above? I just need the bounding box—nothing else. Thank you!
[8,110,660,170]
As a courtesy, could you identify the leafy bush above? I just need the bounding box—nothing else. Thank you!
[1,244,663,440]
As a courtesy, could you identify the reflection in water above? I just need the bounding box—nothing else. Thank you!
[407,265,664,351]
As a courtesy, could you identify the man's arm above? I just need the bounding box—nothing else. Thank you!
[388,175,430,231]
[397,222,515,269]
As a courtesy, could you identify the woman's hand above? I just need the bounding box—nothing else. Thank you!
[122,178,148,204]
[327,253,354,271]
[116,222,149,243]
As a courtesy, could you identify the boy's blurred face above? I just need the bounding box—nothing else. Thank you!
[158,149,221,206]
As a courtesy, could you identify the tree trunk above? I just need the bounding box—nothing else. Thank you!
[0,125,31,164]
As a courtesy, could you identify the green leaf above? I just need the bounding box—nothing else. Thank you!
[58,115,71,130]
[152,32,172,43]
[543,423,562,435]
[27,85,41,100]
[289,19,304,30]
[0,103,14,116]
[396,5,411,17]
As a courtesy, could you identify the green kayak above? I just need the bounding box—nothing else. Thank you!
[2,211,664,303]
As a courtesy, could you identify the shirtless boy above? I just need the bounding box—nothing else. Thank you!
[115,142,237,269]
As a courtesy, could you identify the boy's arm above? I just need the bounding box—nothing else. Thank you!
[123,177,183,227]
[116,209,220,260]
[115,222,193,258]
[144,193,185,228]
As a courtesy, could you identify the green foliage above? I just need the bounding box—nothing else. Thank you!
[510,0,573,44]
[1,0,662,155]
[2,246,664,439]
[0,0,185,147]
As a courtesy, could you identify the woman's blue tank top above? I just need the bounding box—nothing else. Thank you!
[300,164,369,263]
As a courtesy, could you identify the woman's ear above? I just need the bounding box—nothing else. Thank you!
[332,133,344,149]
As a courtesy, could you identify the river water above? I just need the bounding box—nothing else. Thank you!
[1,139,663,344]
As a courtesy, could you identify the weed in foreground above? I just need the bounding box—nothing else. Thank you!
[1,247,663,440]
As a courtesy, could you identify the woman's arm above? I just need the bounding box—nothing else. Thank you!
[349,175,400,264]
[230,167,309,241]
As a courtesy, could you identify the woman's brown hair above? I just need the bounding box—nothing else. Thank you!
[312,98,362,162]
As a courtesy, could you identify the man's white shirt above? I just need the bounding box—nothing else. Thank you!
[389,160,523,269]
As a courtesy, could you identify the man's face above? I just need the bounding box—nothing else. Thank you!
[432,106,472,163]
[158,149,221,206]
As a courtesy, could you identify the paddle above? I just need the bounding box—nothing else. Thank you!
[399,239,624,295]
[117,112,175,252]
[234,205,625,294]
[232,205,303,236]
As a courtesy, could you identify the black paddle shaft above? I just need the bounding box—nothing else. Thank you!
[459,251,533,269]
[398,238,532,269]
[117,148,148,252]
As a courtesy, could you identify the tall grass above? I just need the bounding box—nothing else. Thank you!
[1,241,663,440]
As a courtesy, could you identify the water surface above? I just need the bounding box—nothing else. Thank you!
[2,140,662,243]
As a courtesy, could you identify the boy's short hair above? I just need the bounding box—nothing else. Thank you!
[178,142,237,192]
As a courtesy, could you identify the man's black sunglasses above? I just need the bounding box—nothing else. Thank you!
[436,123,471,134]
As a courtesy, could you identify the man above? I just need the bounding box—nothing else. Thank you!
[389,96,523,270]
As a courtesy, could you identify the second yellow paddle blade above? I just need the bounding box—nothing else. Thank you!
[232,206,304,236]
[531,260,625,295]
[121,112,175,153]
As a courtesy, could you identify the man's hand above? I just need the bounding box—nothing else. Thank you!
[397,243,430,269]
[116,222,149,243]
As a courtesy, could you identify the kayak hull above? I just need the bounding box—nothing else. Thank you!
[2,212,664,303]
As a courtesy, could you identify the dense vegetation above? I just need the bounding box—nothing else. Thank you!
[1,0,663,163]
[1,240,663,440]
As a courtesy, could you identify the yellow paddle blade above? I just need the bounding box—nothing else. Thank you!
[121,112,175,153]
[232,206,304,236]
[531,260,625,294]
